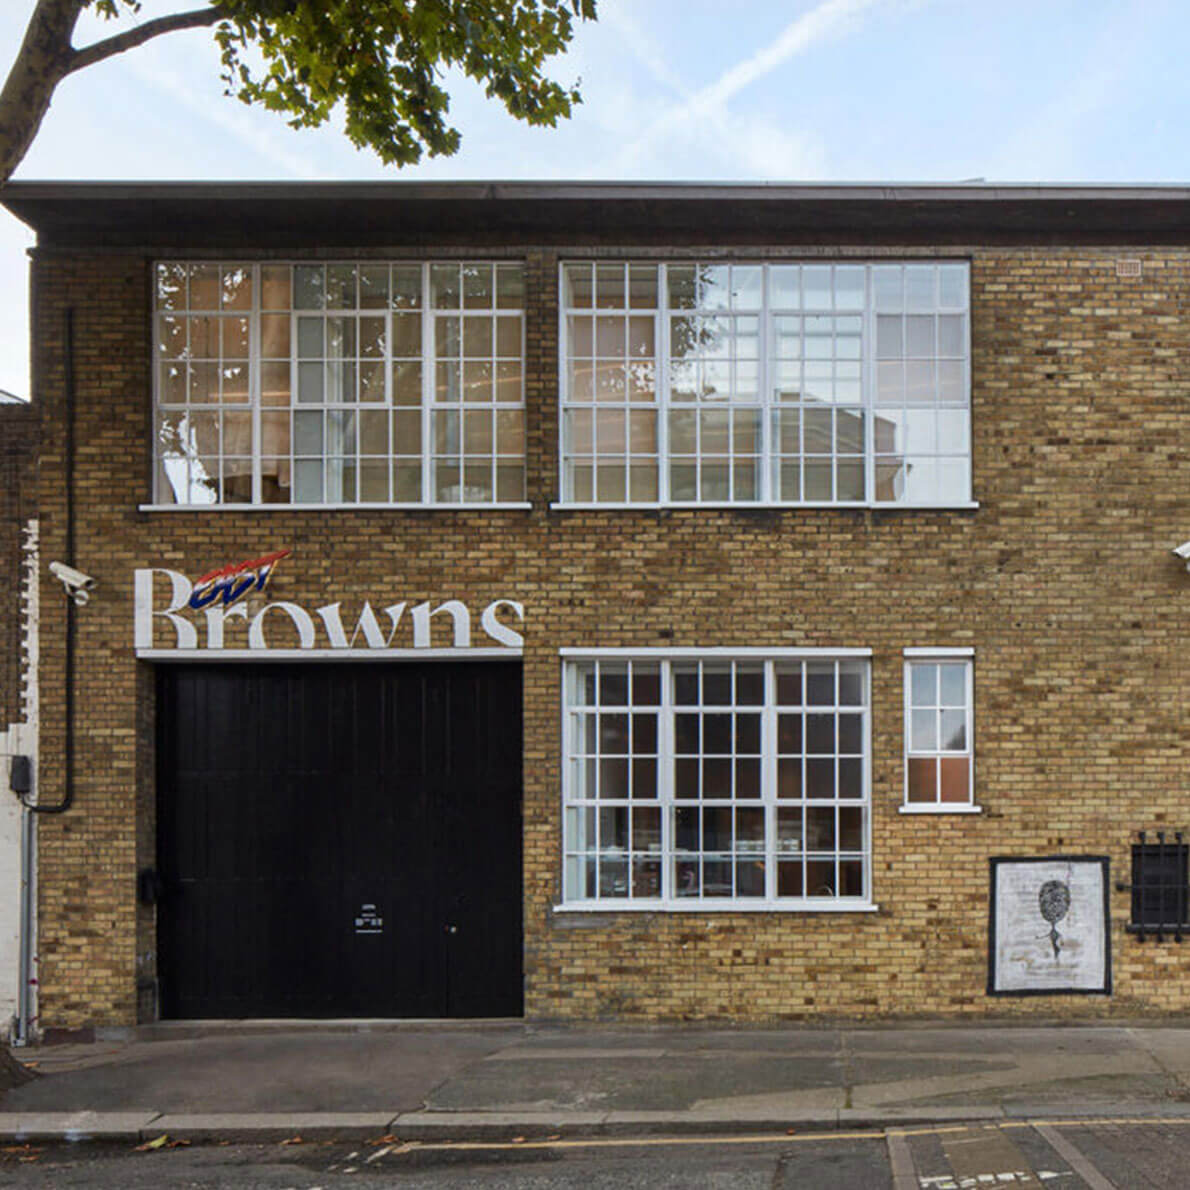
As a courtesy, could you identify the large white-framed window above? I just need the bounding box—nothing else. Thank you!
[558,261,971,507]
[561,650,873,910]
[901,648,977,813]
[152,261,526,507]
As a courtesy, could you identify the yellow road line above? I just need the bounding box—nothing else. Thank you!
[1003,1117,1190,1129]
[400,1130,885,1152]
[390,1115,1190,1154]
[885,1126,990,1138]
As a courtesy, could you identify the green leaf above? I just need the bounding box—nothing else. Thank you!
[211,0,598,165]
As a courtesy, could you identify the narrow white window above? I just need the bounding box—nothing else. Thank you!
[903,650,976,811]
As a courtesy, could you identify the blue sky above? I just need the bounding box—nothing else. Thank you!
[1,0,1188,396]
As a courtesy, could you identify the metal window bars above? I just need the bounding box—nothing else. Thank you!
[1116,831,1189,942]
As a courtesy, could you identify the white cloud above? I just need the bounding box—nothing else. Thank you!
[600,3,691,100]
[123,49,332,181]
[982,7,1148,181]
[724,115,830,180]
[616,0,887,172]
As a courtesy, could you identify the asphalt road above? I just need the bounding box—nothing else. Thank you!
[3,1119,1190,1188]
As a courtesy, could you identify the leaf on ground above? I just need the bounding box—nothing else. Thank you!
[134,1134,170,1151]
[367,1134,398,1145]
[280,1135,304,1145]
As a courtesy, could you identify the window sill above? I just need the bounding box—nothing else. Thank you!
[561,646,872,658]
[549,501,980,512]
[138,502,535,513]
[553,900,879,914]
[899,804,983,815]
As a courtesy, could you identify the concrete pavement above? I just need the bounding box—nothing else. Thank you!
[4,1021,1190,1143]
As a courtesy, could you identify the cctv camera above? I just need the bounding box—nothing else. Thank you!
[49,561,96,606]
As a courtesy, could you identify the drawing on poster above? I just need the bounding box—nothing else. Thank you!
[988,857,1110,995]
[1038,879,1071,959]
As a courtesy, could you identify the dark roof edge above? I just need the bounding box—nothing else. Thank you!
[7,180,1190,248]
[5,179,1190,203]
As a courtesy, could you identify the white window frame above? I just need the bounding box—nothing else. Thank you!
[900,647,979,815]
[146,260,531,511]
[554,260,975,511]
[558,648,877,912]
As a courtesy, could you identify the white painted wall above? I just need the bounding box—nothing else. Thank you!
[0,732,28,1037]
[0,521,38,1039]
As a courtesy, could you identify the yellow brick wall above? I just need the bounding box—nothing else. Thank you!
[25,244,1190,1027]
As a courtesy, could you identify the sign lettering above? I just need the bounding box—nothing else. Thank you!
[134,568,524,655]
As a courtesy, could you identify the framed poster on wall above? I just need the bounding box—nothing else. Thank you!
[988,856,1111,996]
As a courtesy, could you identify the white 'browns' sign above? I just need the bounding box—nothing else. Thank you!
[134,566,525,656]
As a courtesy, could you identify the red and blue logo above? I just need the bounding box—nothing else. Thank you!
[188,549,291,611]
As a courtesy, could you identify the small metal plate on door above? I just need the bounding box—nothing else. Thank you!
[354,903,384,935]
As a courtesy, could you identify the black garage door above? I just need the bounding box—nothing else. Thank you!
[155,662,522,1019]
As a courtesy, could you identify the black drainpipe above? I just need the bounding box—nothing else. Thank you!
[26,307,77,815]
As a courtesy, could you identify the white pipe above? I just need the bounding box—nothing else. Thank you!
[14,802,32,1045]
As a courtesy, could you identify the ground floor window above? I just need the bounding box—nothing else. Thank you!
[902,649,975,810]
[1129,835,1189,936]
[561,652,871,909]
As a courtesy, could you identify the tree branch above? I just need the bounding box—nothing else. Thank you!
[0,0,86,183]
[66,5,224,75]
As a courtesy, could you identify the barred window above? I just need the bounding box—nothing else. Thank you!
[562,653,871,909]
[560,261,970,507]
[154,261,525,506]
[1129,836,1189,936]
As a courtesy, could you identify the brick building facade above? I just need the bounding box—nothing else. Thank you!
[1,182,1187,1032]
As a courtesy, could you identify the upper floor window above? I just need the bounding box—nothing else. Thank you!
[560,261,970,507]
[153,261,526,506]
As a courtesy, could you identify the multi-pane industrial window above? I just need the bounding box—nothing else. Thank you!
[562,655,871,908]
[153,261,525,505]
[560,261,970,506]
[904,657,974,807]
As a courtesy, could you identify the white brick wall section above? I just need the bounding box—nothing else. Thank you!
[0,519,39,1039]
[21,519,37,731]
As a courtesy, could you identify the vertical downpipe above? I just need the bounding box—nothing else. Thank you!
[32,310,76,816]
[15,808,32,1044]
[15,307,79,1038]
[12,519,40,1045]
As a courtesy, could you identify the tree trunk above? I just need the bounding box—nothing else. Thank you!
[0,0,83,184]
